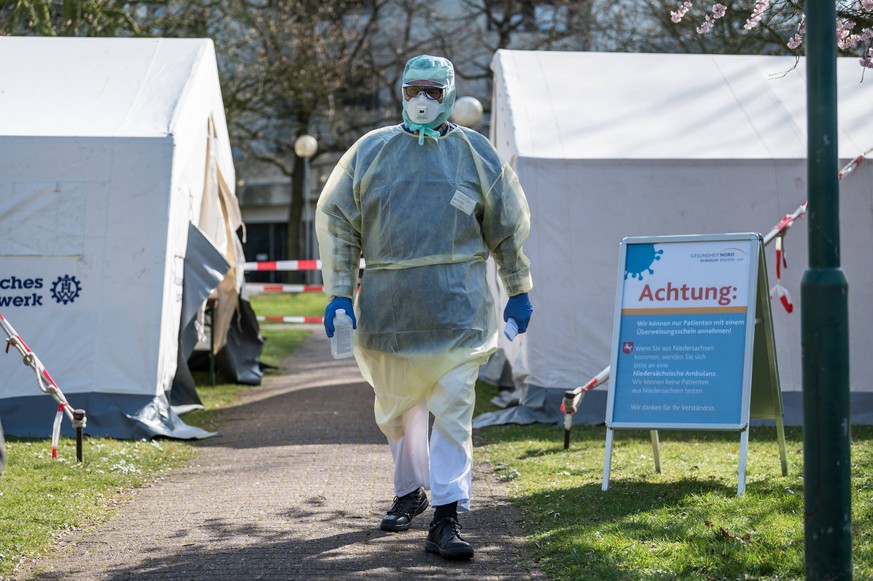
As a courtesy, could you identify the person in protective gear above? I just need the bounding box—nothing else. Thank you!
[317,54,533,561]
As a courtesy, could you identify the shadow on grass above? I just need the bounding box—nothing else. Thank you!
[512,478,804,580]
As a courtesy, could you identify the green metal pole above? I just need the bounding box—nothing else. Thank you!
[802,0,852,578]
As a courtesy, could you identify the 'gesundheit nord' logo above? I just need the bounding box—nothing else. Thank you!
[50,275,82,305]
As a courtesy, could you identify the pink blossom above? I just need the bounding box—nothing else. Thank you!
[787,16,805,50]
[837,19,855,49]
[862,0,873,10]
[835,22,872,50]
[695,3,726,34]
[861,48,873,69]
[671,1,693,23]
[744,0,769,30]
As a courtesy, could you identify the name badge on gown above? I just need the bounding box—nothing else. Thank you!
[450,190,477,215]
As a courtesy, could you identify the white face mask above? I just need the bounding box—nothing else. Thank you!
[405,93,441,125]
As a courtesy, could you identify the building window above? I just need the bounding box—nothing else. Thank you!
[486,1,568,33]
[241,223,288,283]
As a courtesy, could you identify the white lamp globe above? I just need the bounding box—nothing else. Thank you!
[294,134,318,159]
[451,96,484,127]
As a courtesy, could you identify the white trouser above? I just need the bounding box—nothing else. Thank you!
[356,348,486,511]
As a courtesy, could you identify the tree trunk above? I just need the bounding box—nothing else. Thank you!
[286,154,305,284]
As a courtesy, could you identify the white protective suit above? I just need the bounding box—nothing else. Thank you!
[316,122,532,510]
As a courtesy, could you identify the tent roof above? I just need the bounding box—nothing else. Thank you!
[491,50,873,160]
[0,36,217,138]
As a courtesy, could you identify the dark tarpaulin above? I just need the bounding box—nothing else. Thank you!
[215,298,264,385]
[170,223,229,412]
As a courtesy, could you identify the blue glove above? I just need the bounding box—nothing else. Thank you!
[324,297,356,338]
[503,293,533,333]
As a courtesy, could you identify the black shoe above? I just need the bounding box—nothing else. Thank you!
[380,487,429,531]
[425,516,474,560]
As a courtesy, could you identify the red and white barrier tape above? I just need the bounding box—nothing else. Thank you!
[771,283,794,314]
[1,312,82,456]
[837,145,873,180]
[1,313,63,398]
[246,283,323,294]
[762,200,808,246]
[244,259,366,272]
[764,203,806,313]
[256,316,323,324]
[244,259,320,272]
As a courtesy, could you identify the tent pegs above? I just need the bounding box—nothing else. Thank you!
[72,409,87,463]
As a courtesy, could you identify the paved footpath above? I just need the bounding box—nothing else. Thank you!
[16,332,545,580]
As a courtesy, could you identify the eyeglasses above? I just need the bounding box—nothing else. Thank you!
[403,86,445,101]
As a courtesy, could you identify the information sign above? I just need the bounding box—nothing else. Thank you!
[602,233,787,495]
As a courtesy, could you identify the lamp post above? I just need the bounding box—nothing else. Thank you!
[294,134,318,281]
[802,0,851,577]
[451,96,484,128]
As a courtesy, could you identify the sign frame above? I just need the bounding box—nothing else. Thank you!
[601,233,787,496]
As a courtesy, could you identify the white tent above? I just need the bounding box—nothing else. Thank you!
[0,37,252,438]
[476,50,873,428]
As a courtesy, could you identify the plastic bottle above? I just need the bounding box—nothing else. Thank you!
[331,309,354,359]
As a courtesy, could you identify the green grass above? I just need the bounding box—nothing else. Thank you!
[473,380,873,580]
[0,435,196,577]
[4,288,871,579]
[247,290,325,318]
[0,293,314,579]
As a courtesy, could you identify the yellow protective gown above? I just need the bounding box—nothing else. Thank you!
[316,123,532,508]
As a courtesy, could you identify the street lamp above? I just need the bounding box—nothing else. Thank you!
[451,96,484,128]
[294,134,318,280]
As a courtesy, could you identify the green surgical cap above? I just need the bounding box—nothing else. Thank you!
[401,55,456,131]
[402,54,455,90]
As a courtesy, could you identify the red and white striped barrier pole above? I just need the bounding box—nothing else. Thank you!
[0,312,86,461]
[560,367,610,449]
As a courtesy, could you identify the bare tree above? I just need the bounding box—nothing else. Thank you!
[426,1,597,84]
[606,0,795,55]
[0,0,213,37]
[215,0,391,275]
[214,1,611,269]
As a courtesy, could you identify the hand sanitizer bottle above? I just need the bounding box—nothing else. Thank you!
[331,309,354,359]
